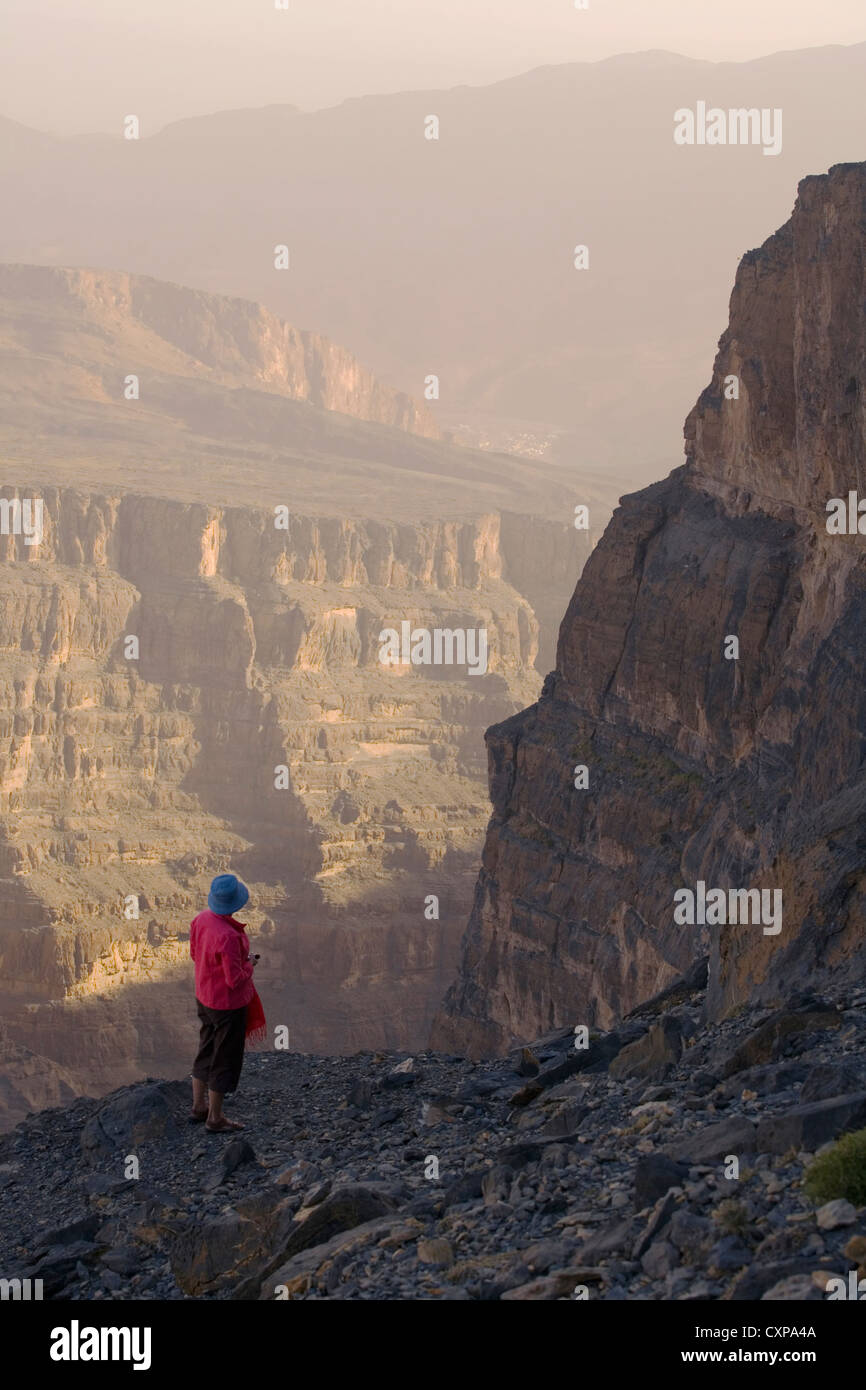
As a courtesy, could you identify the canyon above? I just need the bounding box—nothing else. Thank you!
[0,267,590,1129]
[434,162,866,1056]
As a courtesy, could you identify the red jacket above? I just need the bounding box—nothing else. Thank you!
[190,910,255,1011]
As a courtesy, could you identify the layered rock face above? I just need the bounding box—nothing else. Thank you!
[0,264,438,438]
[434,163,866,1056]
[0,261,593,1127]
[0,488,584,1127]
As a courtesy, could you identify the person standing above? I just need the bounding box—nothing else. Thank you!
[189,873,266,1133]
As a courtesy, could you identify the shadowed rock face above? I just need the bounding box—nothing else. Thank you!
[433,163,866,1057]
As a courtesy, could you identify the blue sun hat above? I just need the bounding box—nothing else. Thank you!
[208,873,249,916]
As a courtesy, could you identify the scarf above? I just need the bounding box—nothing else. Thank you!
[245,987,267,1049]
[227,916,267,1049]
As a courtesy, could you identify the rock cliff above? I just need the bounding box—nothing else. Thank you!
[0,264,438,437]
[434,163,866,1056]
[0,491,585,1127]
[0,260,596,1129]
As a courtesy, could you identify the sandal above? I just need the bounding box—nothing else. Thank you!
[188,1108,209,1124]
[205,1117,245,1134]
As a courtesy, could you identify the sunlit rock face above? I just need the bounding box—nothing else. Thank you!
[0,263,592,1128]
[0,489,584,1127]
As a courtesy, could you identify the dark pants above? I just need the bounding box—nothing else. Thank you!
[192,999,247,1095]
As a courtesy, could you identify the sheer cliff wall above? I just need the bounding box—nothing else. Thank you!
[434,165,866,1055]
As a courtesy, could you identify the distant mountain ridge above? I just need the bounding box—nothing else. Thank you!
[4,44,866,485]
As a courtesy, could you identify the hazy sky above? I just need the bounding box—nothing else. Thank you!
[3,0,866,136]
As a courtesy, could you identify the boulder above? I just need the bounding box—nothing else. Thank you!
[220,1138,258,1181]
[171,1189,290,1295]
[755,1091,866,1154]
[80,1083,179,1157]
[716,1061,808,1100]
[801,1062,865,1104]
[721,1008,841,1078]
[534,1028,641,1090]
[25,1241,102,1296]
[514,1048,540,1077]
[609,1018,683,1083]
[816,1199,857,1230]
[521,1238,576,1273]
[728,1257,840,1301]
[256,1215,398,1300]
[634,1154,689,1208]
[497,1137,571,1169]
[279,1184,401,1260]
[383,1066,417,1090]
[537,1102,587,1141]
[303,1181,332,1208]
[576,1217,637,1263]
[665,1115,757,1163]
[626,957,709,1019]
[34,1214,102,1250]
[442,1169,486,1209]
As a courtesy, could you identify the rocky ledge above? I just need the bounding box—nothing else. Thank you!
[2,969,865,1301]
